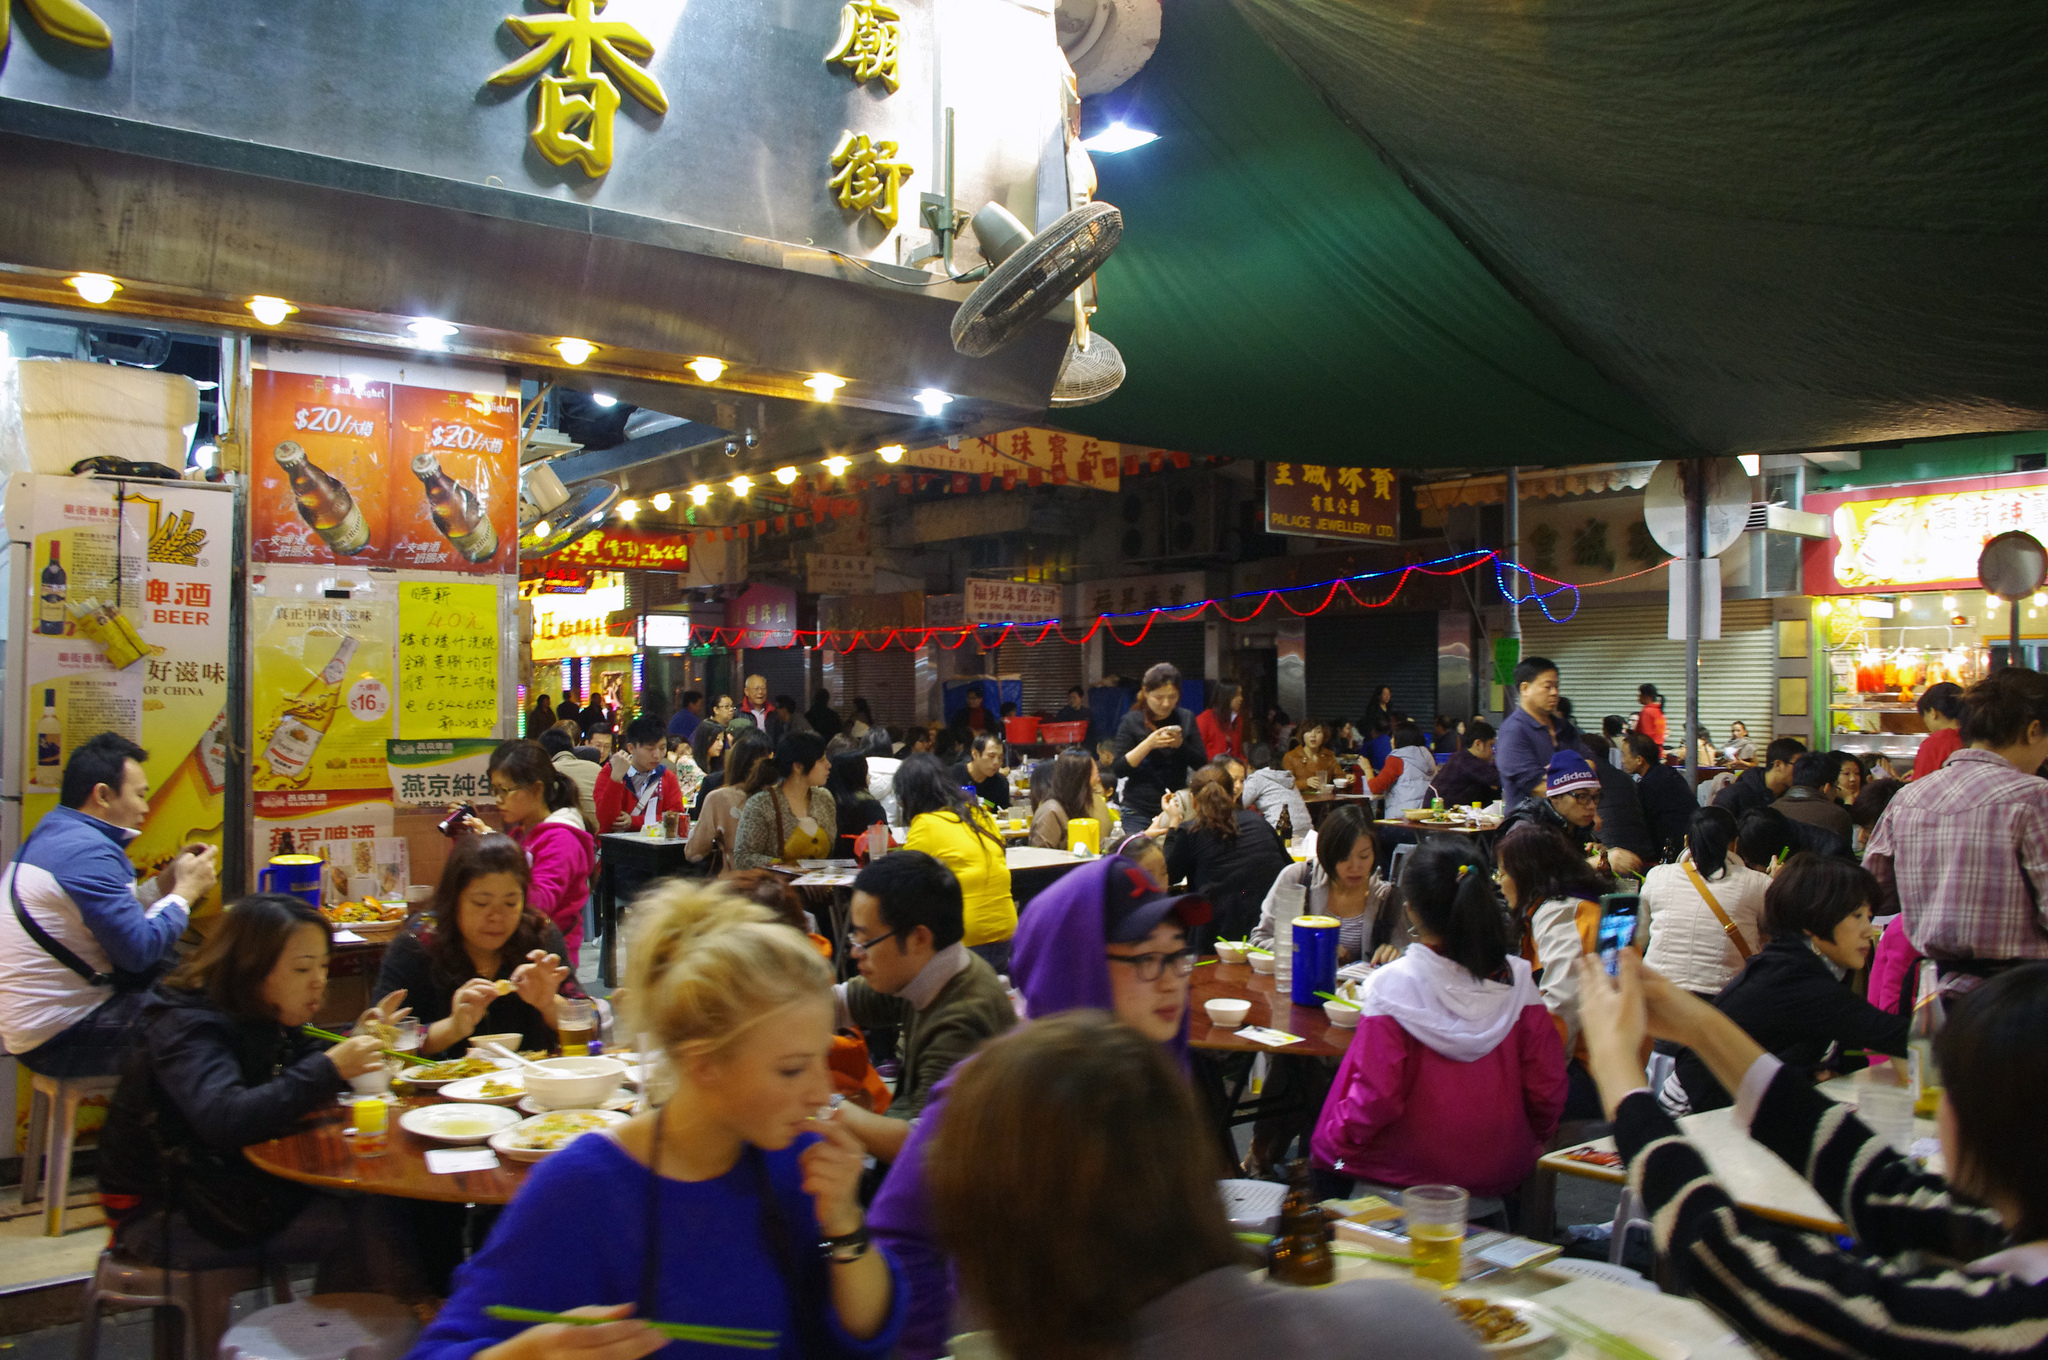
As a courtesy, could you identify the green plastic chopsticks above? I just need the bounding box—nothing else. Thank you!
[303,1024,430,1066]
[484,1305,778,1349]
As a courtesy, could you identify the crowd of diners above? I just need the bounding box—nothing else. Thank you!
[0,658,2039,1360]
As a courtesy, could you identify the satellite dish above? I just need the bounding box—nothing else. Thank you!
[1979,530,2047,599]
[1049,332,1125,407]
[1643,458,1750,559]
[951,201,1122,359]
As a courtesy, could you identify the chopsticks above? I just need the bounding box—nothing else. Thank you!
[484,1306,778,1349]
[304,1025,431,1066]
[1534,1304,1664,1360]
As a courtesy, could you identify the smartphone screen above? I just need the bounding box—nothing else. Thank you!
[1597,893,1640,976]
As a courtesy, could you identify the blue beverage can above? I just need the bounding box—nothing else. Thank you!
[1291,915,1340,1007]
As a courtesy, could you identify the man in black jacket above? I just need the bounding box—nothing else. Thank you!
[1712,736,1805,819]
[1625,733,1696,858]
[1583,735,1655,874]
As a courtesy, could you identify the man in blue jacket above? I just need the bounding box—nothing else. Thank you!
[0,733,217,1076]
[1495,655,1587,811]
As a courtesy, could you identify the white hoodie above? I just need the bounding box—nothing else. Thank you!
[1242,766,1311,835]
[1360,944,1542,1063]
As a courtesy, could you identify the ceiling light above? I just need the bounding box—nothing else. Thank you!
[554,338,597,365]
[1737,454,1760,477]
[68,273,120,304]
[1988,595,2002,608]
[1942,596,1957,611]
[1898,597,1913,613]
[689,484,712,506]
[915,388,953,416]
[1813,599,1831,617]
[2036,593,2047,608]
[534,519,552,538]
[774,466,799,485]
[805,373,845,401]
[823,455,850,477]
[246,295,296,326]
[729,475,754,496]
[688,357,725,383]
[652,492,672,512]
[407,318,459,345]
[590,512,605,525]
[878,444,904,463]
[590,392,618,407]
[191,443,217,469]
[1079,121,1159,154]
[618,499,639,520]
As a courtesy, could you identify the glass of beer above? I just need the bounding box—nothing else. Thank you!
[556,998,597,1055]
[1404,1184,1469,1288]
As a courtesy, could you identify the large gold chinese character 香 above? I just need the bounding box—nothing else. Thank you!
[488,0,669,177]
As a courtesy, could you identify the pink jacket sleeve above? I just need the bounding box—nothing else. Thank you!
[1865,916,1919,1015]
[1309,1017,1408,1171]
[1514,1003,1571,1145]
[525,825,594,939]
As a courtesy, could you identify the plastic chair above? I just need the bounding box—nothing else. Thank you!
[1387,843,1414,886]
[21,1071,120,1235]
[76,1248,291,1360]
[218,1294,418,1360]
[1605,1053,1678,1266]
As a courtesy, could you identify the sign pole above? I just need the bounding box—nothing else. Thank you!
[1684,460,1705,792]
[1504,465,1520,722]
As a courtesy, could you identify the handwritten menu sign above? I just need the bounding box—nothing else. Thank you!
[398,581,499,738]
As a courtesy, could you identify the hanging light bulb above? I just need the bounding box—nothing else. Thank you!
[1898,597,1913,613]
[774,466,799,485]
[554,338,597,365]
[618,499,639,520]
[914,388,953,416]
[1814,600,1832,617]
[730,475,754,496]
[1988,595,2002,609]
[877,444,905,463]
[2035,593,2047,608]
[68,274,120,304]
[652,492,672,512]
[534,518,552,538]
[688,357,725,383]
[1942,596,1958,611]
[689,484,712,506]
[804,373,846,401]
[822,455,850,477]
[247,295,297,326]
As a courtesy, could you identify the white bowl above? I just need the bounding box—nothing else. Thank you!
[1323,999,1362,1028]
[440,1071,526,1106]
[347,1065,392,1096]
[1204,998,1252,1029]
[522,1056,627,1111]
[488,1107,631,1162]
[1214,941,1249,965]
[1247,951,1276,975]
[468,1034,524,1060]
[398,1102,521,1145]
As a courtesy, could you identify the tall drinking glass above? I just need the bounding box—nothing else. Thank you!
[1404,1184,1469,1288]
[556,998,597,1055]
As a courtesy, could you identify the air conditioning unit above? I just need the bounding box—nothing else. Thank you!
[1119,474,1222,561]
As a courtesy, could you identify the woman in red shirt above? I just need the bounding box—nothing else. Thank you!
[1911,681,1965,779]
[1195,681,1245,762]
[1635,684,1667,747]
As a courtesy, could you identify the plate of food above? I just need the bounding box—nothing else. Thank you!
[518,1092,634,1116]
[399,1102,522,1145]
[440,1072,526,1105]
[489,1108,630,1162]
[1444,1295,1553,1352]
[398,1055,502,1089]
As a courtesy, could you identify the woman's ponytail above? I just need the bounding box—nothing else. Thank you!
[1403,841,1514,982]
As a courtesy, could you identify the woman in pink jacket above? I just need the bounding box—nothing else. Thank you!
[480,740,596,969]
[1311,840,1568,1199]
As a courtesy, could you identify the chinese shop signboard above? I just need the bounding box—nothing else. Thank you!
[964,578,1063,625]
[1265,463,1400,543]
[901,428,1123,491]
[549,526,690,572]
[1802,472,2048,593]
[807,553,876,594]
[732,583,798,648]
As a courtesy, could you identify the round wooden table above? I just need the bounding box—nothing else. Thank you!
[1189,960,1355,1059]
[245,1095,538,1206]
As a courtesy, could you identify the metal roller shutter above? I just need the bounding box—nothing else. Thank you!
[1306,613,1440,728]
[1103,621,1205,686]
[1001,640,1086,717]
[1520,600,1774,748]
[742,647,809,710]
[841,648,919,731]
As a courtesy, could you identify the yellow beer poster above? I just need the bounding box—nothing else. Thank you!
[397,580,499,739]
[250,595,395,794]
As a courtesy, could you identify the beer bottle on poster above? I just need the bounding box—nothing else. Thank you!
[411,453,498,562]
[261,636,360,782]
[33,689,61,789]
[38,542,66,635]
[273,441,370,555]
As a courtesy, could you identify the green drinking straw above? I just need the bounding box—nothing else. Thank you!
[484,1306,778,1349]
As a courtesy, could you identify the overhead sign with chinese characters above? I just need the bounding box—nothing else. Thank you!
[1265,462,1400,543]
[1803,471,2048,594]
[965,578,1062,625]
[901,428,1123,491]
[807,553,876,594]
[0,0,1064,267]
[548,526,689,571]
[1079,572,1210,621]
[732,583,798,648]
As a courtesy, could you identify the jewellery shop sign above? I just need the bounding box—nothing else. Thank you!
[0,0,1063,263]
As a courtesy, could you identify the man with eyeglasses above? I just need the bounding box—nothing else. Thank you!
[831,851,1016,1163]
[1497,750,1602,855]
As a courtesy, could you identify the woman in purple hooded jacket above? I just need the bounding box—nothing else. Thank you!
[867,855,1210,1359]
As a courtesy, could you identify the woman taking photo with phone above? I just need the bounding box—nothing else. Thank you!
[1110,663,1209,835]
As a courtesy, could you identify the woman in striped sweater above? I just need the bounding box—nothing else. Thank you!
[1580,952,2048,1360]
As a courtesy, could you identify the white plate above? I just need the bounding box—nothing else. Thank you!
[488,1108,631,1162]
[396,1060,503,1089]
[398,1102,522,1145]
[440,1072,526,1105]
[1446,1296,1554,1353]
[518,1093,635,1116]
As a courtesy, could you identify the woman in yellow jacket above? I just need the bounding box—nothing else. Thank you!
[894,753,1017,973]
